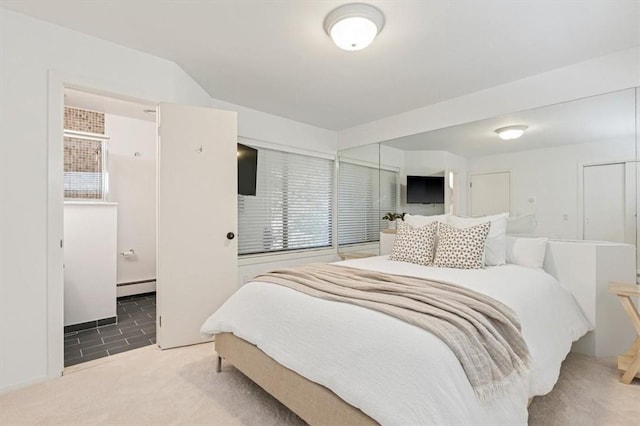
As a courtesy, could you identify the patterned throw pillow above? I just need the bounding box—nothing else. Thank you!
[434,222,491,269]
[389,220,438,266]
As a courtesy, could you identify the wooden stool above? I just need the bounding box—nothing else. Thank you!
[608,282,640,384]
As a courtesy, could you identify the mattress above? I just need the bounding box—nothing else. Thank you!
[201,256,591,425]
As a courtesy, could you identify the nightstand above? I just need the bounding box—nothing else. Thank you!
[380,229,396,255]
[338,252,376,261]
[608,282,640,384]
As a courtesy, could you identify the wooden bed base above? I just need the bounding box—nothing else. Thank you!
[215,332,535,424]
[214,332,376,425]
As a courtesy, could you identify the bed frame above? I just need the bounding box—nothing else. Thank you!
[215,333,535,424]
[214,240,636,424]
[214,332,376,425]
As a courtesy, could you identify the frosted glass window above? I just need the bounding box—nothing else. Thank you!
[64,136,106,200]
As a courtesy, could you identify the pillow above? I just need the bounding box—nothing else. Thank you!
[507,213,537,234]
[448,213,509,266]
[403,213,450,228]
[433,222,491,269]
[389,220,438,266]
[506,236,548,269]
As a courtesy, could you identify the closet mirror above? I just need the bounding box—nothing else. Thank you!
[339,88,639,275]
[337,143,382,255]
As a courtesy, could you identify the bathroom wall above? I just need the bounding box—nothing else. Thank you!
[105,113,157,296]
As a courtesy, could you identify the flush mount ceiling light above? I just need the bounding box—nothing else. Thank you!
[495,125,528,140]
[324,3,385,51]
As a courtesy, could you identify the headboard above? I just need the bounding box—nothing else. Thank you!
[543,239,637,356]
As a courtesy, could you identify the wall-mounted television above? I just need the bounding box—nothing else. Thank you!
[238,143,257,196]
[406,175,445,204]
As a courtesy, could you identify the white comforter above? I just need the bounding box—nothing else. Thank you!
[201,256,591,425]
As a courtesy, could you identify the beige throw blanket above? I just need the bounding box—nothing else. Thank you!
[255,263,530,400]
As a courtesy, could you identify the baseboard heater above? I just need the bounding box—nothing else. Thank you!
[117,278,156,287]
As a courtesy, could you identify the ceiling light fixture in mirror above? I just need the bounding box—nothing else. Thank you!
[495,125,528,140]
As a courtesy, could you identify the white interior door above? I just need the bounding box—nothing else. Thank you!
[469,172,510,217]
[157,103,237,349]
[583,163,626,242]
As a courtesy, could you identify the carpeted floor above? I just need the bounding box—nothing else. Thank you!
[0,342,638,425]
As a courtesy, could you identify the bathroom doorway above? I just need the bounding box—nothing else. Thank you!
[61,88,158,367]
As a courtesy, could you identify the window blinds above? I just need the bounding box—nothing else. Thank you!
[238,147,334,255]
[380,168,400,225]
[338,162,398,245]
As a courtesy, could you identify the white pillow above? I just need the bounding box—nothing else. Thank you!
[448,213,509,266]
[403,213,450,228]
[506,236,548,269]
[507,214,537,234]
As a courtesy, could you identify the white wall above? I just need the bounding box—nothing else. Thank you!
[63,203,117,326]
[339,48,640,149]
[105,114,157,289]
[468,139,636,239]
[0,8,336,392]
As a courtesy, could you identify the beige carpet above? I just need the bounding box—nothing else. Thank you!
[1,343,638,425]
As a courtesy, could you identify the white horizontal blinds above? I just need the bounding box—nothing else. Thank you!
[338,162,399,245]
[338,162,378,245]
[63,136,105,199]
[380,169,399,228]
[238,147,334,255]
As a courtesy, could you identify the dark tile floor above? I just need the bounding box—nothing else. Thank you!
[64,293,156,367]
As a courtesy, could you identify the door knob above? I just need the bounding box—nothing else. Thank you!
[226,232,235,240]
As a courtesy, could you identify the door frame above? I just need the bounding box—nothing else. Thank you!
[577,159,637,243]
[47,70,159,379]
[467,169,512,217]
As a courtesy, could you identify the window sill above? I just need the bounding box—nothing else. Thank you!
[338,242,380,253]
[238,247,338,266]
[64,200,118,206]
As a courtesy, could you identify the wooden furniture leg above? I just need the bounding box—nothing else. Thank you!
[608,283,640,384]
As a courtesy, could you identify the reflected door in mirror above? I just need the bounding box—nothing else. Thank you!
[470,172,510,217]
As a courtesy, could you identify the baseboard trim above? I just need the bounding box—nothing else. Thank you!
[64,316,117,333]
[117,278,156,287]
[117,291,156,301]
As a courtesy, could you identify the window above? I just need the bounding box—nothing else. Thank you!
[63,107,108,200]
[238,147,334,255]
[63,133,108,200]
[338,162,398,245]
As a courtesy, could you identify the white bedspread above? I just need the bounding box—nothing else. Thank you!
[201,256,591,425]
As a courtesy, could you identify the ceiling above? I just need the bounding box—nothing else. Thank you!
[3,1,639,130]
[65,88,156,122]
[381,88,637,158]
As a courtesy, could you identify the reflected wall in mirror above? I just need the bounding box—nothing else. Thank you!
[340,88,638,276]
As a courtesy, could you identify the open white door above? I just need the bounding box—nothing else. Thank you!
[469,171,510,217]
[157,103,237,349]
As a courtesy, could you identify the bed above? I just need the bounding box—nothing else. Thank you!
[201,253,592,425]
